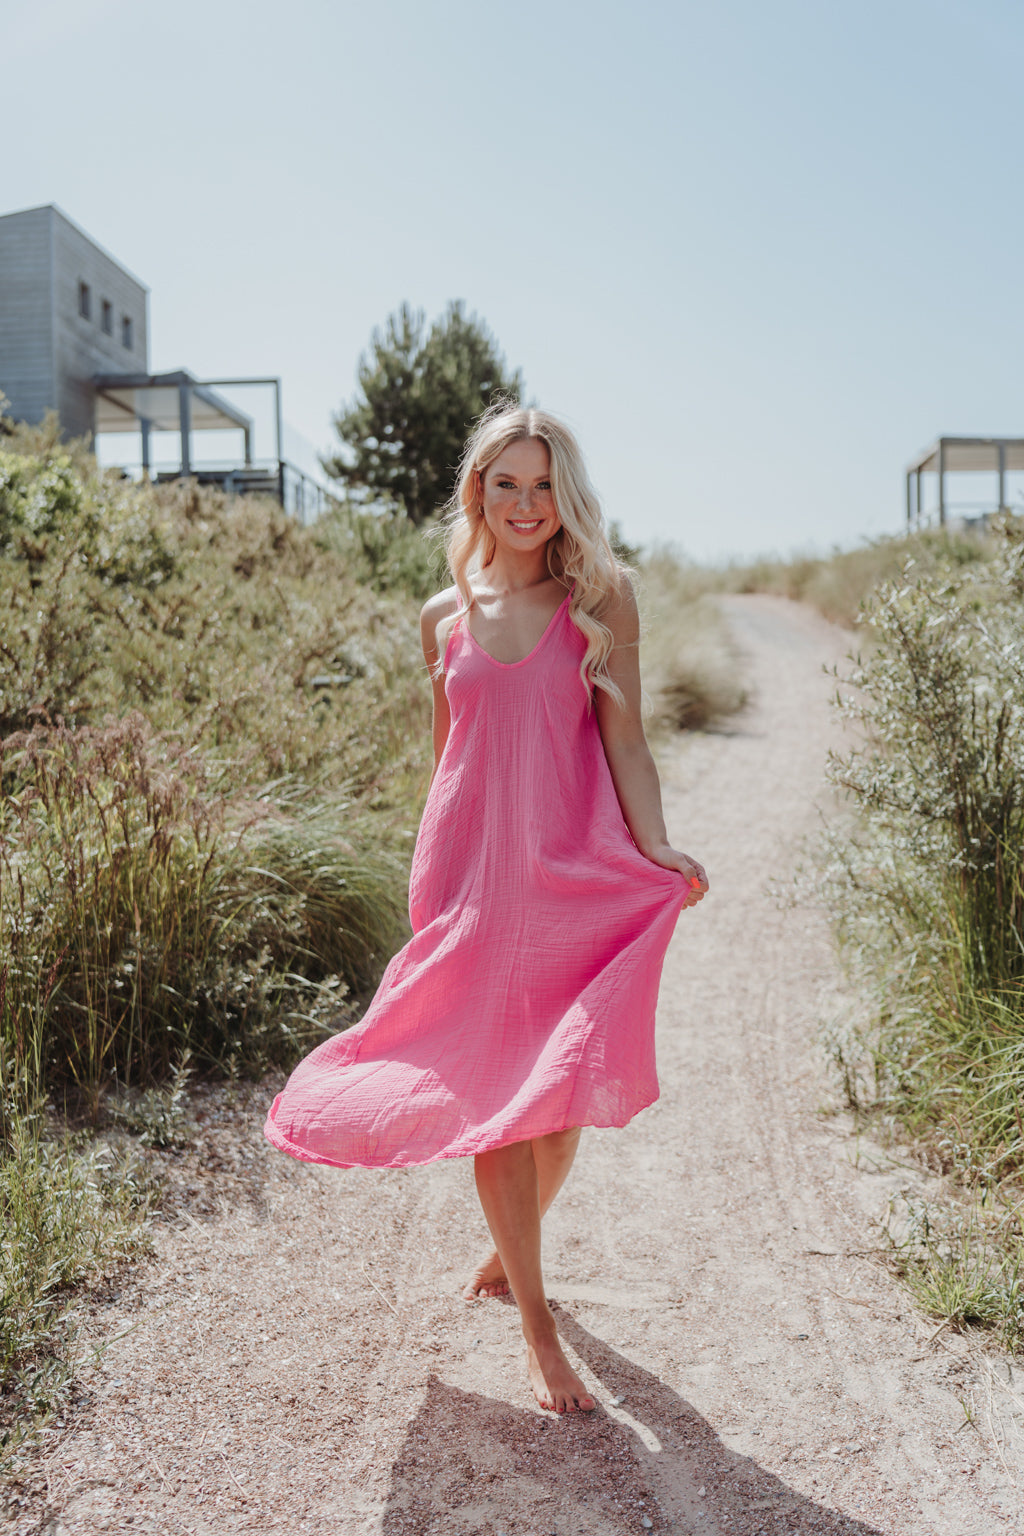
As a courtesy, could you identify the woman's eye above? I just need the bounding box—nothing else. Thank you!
[496,479,516,490]
[537,481,551,491]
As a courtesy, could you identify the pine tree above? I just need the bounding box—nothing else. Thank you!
[324,302,522,525]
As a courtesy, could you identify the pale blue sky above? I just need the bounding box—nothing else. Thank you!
[6,0,1023,559]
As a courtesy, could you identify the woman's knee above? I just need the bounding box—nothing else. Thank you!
[535,1125,581,1152]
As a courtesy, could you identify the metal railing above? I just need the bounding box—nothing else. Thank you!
[106,458,338,524]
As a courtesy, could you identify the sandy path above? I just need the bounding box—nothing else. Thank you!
[10,594,1024,1536]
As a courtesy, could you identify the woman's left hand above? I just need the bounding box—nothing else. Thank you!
[644,845,709,907]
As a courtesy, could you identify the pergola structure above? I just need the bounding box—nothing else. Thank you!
[906,436,1024,528]
[93,368,330,520]
[94,368,281,479]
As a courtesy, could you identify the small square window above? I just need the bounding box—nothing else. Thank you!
[121,315,133,350]
[78,280,91,320]
[101,299,113,335]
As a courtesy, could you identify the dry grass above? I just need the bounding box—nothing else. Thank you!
[712,525,999,630]
[0,428,436,1457]
[637,548,747,733]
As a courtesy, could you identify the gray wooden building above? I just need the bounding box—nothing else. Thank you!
[0,203,328,518]
[0,203,149,438]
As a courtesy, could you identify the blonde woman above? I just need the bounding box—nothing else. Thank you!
[265,404,708,1415]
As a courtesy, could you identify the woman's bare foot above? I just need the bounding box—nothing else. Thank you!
[526,1330,596,1414]
[462,1251,510,1301]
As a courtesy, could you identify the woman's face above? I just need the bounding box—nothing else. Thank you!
[478,437,561,555]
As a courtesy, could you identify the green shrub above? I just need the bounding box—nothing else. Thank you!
[882,1193,1024,1351]
[818,517,1024,1339]
[823,520,1024,1011]
[314,499,445,600]
[0,458,432,788]
[0,451,85,547]
[0,432,438,1461]
[0,1101,151,1465]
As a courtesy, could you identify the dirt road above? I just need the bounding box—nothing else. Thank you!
[12,594,1024,1535]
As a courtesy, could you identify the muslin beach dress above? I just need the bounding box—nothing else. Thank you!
[264,588,690,1169]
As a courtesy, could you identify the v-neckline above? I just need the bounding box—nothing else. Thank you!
[462,588,572,669]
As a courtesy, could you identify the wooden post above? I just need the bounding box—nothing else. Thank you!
[140,415,151,478]
[273,377,285,511]
[998,441,1006,511]
[938,439,946,526]
[178,379,192,476]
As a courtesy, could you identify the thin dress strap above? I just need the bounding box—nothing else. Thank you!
[442,593,469,674]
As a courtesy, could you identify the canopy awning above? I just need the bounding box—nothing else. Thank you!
[93,369,252,434]
[908,436,1024,475]
[906,435,1024,525]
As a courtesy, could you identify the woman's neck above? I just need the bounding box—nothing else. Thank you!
[478,548,558,597]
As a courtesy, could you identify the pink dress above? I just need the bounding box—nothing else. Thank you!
[264,589,689,1169]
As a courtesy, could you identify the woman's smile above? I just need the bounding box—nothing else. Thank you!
[479,438,562,553]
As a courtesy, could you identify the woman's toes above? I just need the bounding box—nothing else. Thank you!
[462,1257,509,1301]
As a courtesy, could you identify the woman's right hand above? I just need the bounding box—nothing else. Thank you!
[644,844,709,908]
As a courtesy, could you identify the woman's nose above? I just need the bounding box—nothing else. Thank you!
[517,487,534,511]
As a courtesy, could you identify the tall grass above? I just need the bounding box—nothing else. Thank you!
[0,428,751,1459]
[818,517,1024,1343]
[0,428,436,1459]
[0,716,411,1122]
[637,547,748,732]
[679,526,998,630]
[0,1101,152,1465]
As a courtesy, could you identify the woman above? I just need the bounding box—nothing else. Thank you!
[265,404,708,1416]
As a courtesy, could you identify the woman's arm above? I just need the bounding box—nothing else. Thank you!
[420,589,460,783]
[594,574,708,907]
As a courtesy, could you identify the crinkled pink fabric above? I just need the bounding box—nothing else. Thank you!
[264,591,689,1169]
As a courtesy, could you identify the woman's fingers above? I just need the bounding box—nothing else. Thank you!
[683,858,708,891]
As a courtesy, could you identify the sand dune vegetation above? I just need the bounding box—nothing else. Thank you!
[5,404,1018,1470]
[0,422,435,1453]
[0,422,743,1461]
[813,520,1024,1345]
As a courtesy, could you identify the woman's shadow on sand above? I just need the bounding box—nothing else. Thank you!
[381,1303,886,1535]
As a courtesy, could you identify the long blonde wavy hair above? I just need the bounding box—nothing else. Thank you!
[434,404,632,705]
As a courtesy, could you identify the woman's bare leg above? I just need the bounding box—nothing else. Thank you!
[463,1126,581,1299]
[471,1135,594,1413]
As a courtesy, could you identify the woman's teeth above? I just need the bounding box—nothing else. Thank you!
[509,519,542,531]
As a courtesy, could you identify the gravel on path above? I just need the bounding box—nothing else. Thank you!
[7,593,1024,1536]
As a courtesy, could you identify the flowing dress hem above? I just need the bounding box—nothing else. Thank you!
[262,1091,659,1171]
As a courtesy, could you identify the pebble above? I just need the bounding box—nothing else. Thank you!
[612,1393,626,1405]
[642,1518,654,1529]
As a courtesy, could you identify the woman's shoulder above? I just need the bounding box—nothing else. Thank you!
[420,585,461,621]
[419,586,463,666]
[584,565,639,641]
